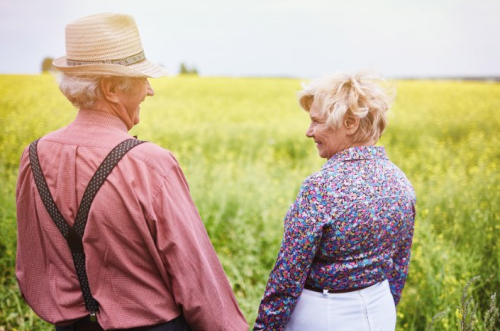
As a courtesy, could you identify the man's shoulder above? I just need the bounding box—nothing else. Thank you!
[127,141,181,174]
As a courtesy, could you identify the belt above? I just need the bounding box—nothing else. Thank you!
[60,314,190,331]
[304,284,371,294]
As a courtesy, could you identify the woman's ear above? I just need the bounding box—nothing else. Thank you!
[100,77,120,104]
[344,114,360,135]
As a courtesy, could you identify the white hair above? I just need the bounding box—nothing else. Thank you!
[298,71,395,143]
[57,74,134,108]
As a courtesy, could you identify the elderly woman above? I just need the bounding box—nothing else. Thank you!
[16,13,247,331]
[254,72,416,331]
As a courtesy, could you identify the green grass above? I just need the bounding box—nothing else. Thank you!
[0,75,499,330]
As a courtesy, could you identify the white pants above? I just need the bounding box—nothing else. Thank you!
[284,280,396,331]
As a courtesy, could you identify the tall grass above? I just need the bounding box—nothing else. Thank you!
[0,75,499,330]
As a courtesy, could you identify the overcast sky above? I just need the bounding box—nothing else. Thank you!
[1,0,499,78]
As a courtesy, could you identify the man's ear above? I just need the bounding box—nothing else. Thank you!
[344,114,360,135]
[100,77,120,103]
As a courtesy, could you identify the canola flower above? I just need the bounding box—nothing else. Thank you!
[0,75,499,330]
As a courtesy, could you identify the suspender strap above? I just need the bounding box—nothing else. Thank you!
[29,138,146,316]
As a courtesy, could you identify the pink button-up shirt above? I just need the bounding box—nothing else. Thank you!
[16,110,248,331]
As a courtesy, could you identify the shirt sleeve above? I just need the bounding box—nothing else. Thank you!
[386,201,416,305]
[15,147,30,300]
[148,163,248,331]
[254,177,325,331]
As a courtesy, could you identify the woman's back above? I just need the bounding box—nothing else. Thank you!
[303,147,416,300]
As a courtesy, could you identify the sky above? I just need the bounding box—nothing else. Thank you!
[0,0,499,78]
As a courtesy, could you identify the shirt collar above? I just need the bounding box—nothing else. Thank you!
[322,146,388,169]
[74,109,129,133]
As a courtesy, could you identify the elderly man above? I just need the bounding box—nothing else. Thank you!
[16,13,247,331]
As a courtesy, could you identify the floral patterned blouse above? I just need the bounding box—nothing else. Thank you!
[254,146,416,330]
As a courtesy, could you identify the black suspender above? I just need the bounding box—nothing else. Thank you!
[28,138,146,320]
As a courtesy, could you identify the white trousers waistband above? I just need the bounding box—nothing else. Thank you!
[284,280,396,331]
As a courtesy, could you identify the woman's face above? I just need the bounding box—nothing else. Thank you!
[305,101,353,159]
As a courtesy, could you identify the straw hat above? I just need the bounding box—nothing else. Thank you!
[53,13,167,78]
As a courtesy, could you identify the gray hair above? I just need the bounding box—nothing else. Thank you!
[57,74,134,108]
[298,71,394,143]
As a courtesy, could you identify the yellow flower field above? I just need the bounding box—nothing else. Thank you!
[0,75,499,330]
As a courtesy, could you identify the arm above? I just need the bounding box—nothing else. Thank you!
[254,177,325,331]
[150,163,248,331]
[387,202,416,305]
[15,148,30,300]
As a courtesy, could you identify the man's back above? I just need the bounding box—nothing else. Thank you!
[17,110,247,330]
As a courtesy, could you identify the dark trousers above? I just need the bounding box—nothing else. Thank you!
[55,314,192,331]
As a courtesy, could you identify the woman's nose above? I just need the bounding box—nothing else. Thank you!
[306,124,313,138]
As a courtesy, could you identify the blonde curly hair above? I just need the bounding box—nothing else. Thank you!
[298,71,394,143]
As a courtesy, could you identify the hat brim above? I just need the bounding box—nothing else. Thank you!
[52,56,168,78]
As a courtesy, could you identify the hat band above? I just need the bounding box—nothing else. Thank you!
[66,51,146,67]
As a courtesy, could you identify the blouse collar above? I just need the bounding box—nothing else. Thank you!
[322,146,388,169]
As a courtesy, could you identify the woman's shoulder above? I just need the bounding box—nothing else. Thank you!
[302,164,352,190]
[301,169,330,188]
[298,169,345,200]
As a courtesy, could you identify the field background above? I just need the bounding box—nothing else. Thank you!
[0,75,499,330]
